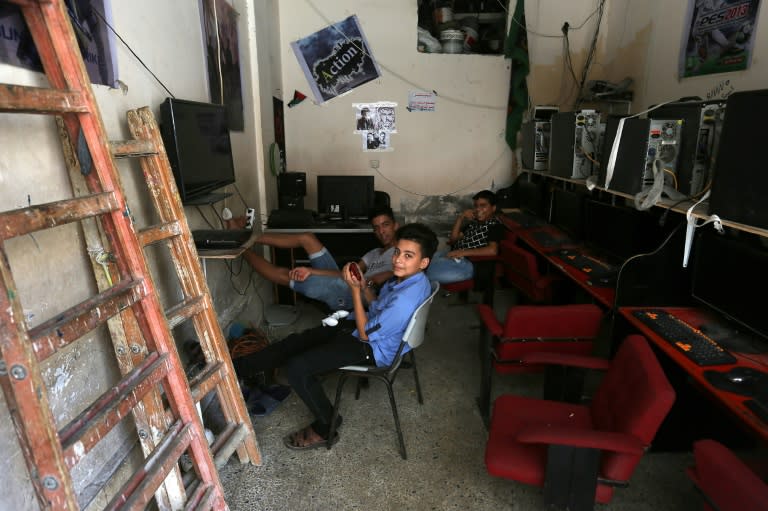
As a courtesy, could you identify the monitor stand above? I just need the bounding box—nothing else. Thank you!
[183,192,233,206]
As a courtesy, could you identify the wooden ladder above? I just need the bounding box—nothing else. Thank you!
[0,1,254,509]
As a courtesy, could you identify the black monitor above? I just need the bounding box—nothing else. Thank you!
[551,187,586,239]
[584,199,665,262]
[159,98,236,204]
[518,179,546,217]
[317,175,375,220]
[692,231,768,343]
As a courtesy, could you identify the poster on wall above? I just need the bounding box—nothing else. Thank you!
[408,90,436,112]
[679,0,762,78]
[201,0,244,131]
[353,102,396,152]
[0,0,118,87]
[291,15,381,105]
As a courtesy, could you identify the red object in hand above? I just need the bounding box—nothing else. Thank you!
[349,262,363,282]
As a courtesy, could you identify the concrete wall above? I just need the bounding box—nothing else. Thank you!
[0,1,267,508]
[274,0,515,231]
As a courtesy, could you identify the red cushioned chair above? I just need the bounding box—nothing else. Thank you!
[441,228,516,306]
[498,239,561,303]
[476,303,604,422]
[485,335,676,511]
[687,439,768,511]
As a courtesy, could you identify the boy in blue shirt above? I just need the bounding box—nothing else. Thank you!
[233,223,438,450]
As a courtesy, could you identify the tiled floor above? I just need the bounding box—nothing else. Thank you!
[218,288,701,510]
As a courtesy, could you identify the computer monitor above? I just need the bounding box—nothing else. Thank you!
[551,187,586,239]
[691,230,768,343]
[518,178,546,217]
[159,98,236,204]
[317,175,375,220]
[584,199,665,262]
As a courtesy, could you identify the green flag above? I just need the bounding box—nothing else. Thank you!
[504,0,529,150]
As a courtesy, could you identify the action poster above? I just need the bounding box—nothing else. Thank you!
[0,0,118,87]
[679,0,762,78]
[291,15,381,104]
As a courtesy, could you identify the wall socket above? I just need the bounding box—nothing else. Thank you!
[369,159,380,169]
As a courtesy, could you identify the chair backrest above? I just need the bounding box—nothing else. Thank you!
[403,281,440,350]
[590,335,676,486]
[499,239,558,302]
[500,303,603,339]
[689,439,768,511]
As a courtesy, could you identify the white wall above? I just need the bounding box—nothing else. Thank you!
[275,0,515,224]
[0,1,266,507]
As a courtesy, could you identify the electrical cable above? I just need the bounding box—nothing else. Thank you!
[91,8,175,98]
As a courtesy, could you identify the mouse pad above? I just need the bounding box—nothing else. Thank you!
[704,368,768,398]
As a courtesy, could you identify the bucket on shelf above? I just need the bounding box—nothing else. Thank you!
[440,29,464,54]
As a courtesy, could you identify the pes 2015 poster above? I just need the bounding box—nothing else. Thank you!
[679,0,762,78]
[291,15,381,104]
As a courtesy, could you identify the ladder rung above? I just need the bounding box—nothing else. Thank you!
[0,192,120,240]
[110,139,158,159]
[188,362,225,403]
[104,420,195,511]
[59,352,169,467]
[138,221,183,247]
[164,296,207,329]
[211,422,249,468]
[29,279,145,361]
[0,83,89,114]
[184,483,216,511]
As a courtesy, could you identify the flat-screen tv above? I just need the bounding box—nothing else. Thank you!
[159,98,236,204]
[692,230,768,342]
[317,175,375,220]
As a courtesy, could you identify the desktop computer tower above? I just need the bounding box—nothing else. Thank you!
[521,120,551,171]
[709,89,768,229]
[598,118,683,195]
[648,100,726,196]
[549,110,602,179]
[278,171,306,210]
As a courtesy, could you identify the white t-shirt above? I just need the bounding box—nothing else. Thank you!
[361,246,395,278]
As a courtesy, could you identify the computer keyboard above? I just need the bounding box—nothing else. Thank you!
[503,211,546,228]
[632,309,738,366]
[192,229,252,249]
[556,249,617,283]
[528,229,575,248]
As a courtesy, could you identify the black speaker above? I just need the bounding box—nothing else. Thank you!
[278,172,306,197]
[709,89,768,229]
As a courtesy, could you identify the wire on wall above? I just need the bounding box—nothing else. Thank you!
[91,7,175,98]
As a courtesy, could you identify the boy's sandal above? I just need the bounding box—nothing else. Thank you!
[283,425,339,450]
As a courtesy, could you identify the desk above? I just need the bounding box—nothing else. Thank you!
[265,226,377,305]
[499,211,616,308]
[621,306,768,443]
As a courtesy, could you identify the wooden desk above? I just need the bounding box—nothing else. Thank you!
[265,226,377,305]
[621,306,768,443]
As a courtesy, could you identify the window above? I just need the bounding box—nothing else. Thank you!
[417,0,509,55]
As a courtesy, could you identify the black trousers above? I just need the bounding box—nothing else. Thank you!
[233,323,373,437]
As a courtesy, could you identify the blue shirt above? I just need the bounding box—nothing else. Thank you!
[353,271,431,367]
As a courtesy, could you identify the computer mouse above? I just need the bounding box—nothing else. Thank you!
[725,367,764,384]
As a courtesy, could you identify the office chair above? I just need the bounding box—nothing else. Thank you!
[327,281,440,459]
[476,302,604,422]
[485,335,676,511]
[687,439,768,511]
[498,239,561,303]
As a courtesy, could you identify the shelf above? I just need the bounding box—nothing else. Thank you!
[196,231,259,259]
[521,169,768,239]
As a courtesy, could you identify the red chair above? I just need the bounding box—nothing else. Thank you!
[498,239,561,303]
[476,303,604,421]
[485,335,676,511]
[687,439,768,511]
